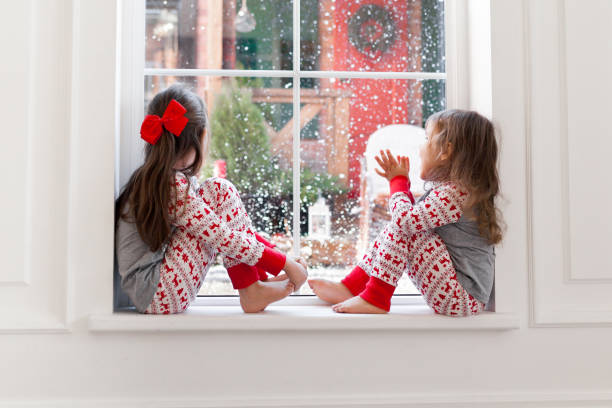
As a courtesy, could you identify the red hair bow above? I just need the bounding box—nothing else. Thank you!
[140,99,189,145]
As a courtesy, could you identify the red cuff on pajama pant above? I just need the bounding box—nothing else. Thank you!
[226,264,260,289]
[227,248,286,289]
[359,276,396,312]
[254,233,278,279]
[255,247,286,277]
[341,266,370,296]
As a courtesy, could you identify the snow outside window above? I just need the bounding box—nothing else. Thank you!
[143,0,446,296]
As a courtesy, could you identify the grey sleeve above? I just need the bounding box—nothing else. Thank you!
[115,218,165,313]
[118,252,163,313]
[113,248,134,310]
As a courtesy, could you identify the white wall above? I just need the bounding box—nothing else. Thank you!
[1,0,612,407]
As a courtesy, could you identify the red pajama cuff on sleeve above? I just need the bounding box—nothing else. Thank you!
[389,176,415,204]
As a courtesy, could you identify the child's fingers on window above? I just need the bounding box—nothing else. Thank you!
[378,150,388,164]
[383,149,391,163]
[375,168,386,178]
[385,149,398,166]
[375,155,387,168]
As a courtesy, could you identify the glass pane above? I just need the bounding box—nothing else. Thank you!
[146,0,294,70]
[145,76,294,296]
[296,77,445,295]
[301,0,445,72]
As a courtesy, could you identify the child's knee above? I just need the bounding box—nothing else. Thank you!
[199,177,241,207]
[202,177,238,196]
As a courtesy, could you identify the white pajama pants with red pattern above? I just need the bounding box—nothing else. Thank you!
[358,223,485,316]
[144,178,258,314]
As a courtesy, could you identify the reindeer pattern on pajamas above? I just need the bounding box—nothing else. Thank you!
[145,174,265,314]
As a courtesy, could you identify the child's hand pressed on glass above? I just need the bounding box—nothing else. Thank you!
[374,149,410,182]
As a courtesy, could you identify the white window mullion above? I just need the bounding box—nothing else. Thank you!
[144,68,294,78]
[144,68,446,81]
[119,0,145,194]
[302,71,445,80]
[444,0,467,110]
[292,0,301,257]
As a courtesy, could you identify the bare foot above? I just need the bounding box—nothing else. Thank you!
[266,273,289,282]
[238,280,294,313]
[283,257,308,292]
[332,296,388,314]
[308,279,353,304]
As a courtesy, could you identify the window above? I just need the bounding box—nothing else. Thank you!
[137,0,447,297]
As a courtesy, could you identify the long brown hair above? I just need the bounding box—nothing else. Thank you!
[116,85,209,251]
[425,109,504,244]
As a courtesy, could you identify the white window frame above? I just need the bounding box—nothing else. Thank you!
[116,0,475,308]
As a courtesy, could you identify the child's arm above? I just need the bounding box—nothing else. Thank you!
[389,181,467,234]
[170,175,285,275]
[374,149,465,234]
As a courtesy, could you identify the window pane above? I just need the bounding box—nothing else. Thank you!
[146,0,294,71]
[296,77,445,295]
[301,0,445,72]
[145,75,294,296]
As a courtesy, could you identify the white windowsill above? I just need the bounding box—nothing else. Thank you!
[89,296,519,332]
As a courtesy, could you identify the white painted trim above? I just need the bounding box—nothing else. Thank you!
[22,0,34,287]
[557,0,612,286]
[65,0,80,327]
[525,0,612,326]
[523,0,537,328]
[66,0,118,320]
[89,308,518,332]
[0,0,73,331]
[118,0,145,194]
[444,0,468,110]
[144,68,446,80]
[114,0,122,197]
[4,391,612,408]
[557,0,573,285]
[2,0,35,287]
[0,281,29,287]
[0,326,70,335]
[0,309,68,334]
[52,0,73,328]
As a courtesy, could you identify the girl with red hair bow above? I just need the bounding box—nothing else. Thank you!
[115,85,307,314]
